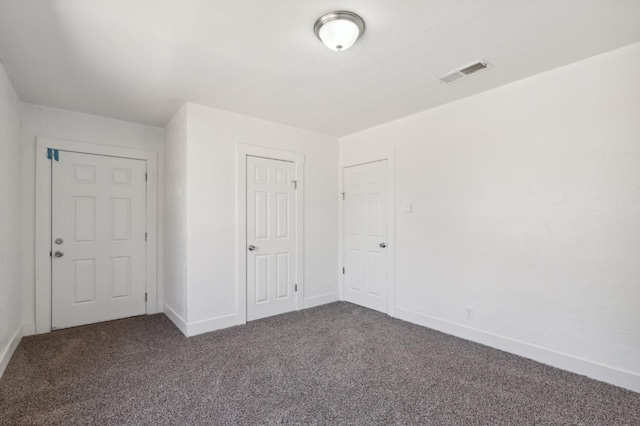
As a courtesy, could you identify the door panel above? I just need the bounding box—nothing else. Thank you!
[246,156,297,321]
[52,151,147,329]
[344,160,388,313]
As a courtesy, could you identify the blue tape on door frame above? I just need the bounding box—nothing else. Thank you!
[47,148,59,161]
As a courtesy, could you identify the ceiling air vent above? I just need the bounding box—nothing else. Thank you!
[438,60,491,85]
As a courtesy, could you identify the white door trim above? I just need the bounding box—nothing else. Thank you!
[35,136,159,334]
[236,143,304,324]
[339,149,396,316]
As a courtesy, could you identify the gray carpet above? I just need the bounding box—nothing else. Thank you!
[1,302,638,425]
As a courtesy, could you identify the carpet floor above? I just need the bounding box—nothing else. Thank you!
[1,302,638,425]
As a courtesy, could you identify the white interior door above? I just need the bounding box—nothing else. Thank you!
[344,160,388,313]
[51,151,147,329]
[246,156,297,321]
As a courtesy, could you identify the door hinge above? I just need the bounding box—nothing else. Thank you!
[295,284,298,292]
[342,267,345,274]
[292,180,297,189]
[145,292,148,302]
[145,232,148,241]
[341,192,345,200]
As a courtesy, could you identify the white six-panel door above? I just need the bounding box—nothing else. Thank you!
[51,151,147,329]
[246,156,297,321]
[344,160,388,313]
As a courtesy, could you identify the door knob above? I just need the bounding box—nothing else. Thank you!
[54,251,64,257]
[248,245,256,251]
[379,242,386,248]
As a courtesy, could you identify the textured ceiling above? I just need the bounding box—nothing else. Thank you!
[1,0,639,136]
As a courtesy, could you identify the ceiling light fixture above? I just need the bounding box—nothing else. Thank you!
[314,10,365,52]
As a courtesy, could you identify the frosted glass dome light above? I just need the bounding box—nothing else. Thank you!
[314,11,365,52]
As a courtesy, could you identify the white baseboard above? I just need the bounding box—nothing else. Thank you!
[22,322,36,337]
[163,304,238,337]
[394,307,640,394]
[304,292,339,309]
[163,303,188,336]
[186,313,238,337]
[165,294,340,338]
[0,327,23,379]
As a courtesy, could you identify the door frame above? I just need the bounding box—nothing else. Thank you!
[35,136,159,334]
[339,149,396,316]
[236,143,304,324]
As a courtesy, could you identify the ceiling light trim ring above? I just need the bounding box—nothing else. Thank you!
[314,11,365,37]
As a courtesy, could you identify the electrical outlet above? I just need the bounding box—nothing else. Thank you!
[465,307,474,320]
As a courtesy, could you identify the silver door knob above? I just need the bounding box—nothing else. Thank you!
[379,242,386,248]
[248,245,256,251]
[54,251,64,257]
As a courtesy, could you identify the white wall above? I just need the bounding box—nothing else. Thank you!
[0,60,22,377]
[163,103,339,333]
[20,104,165,333]
[340,42,640,392]
[163,105,188,320]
